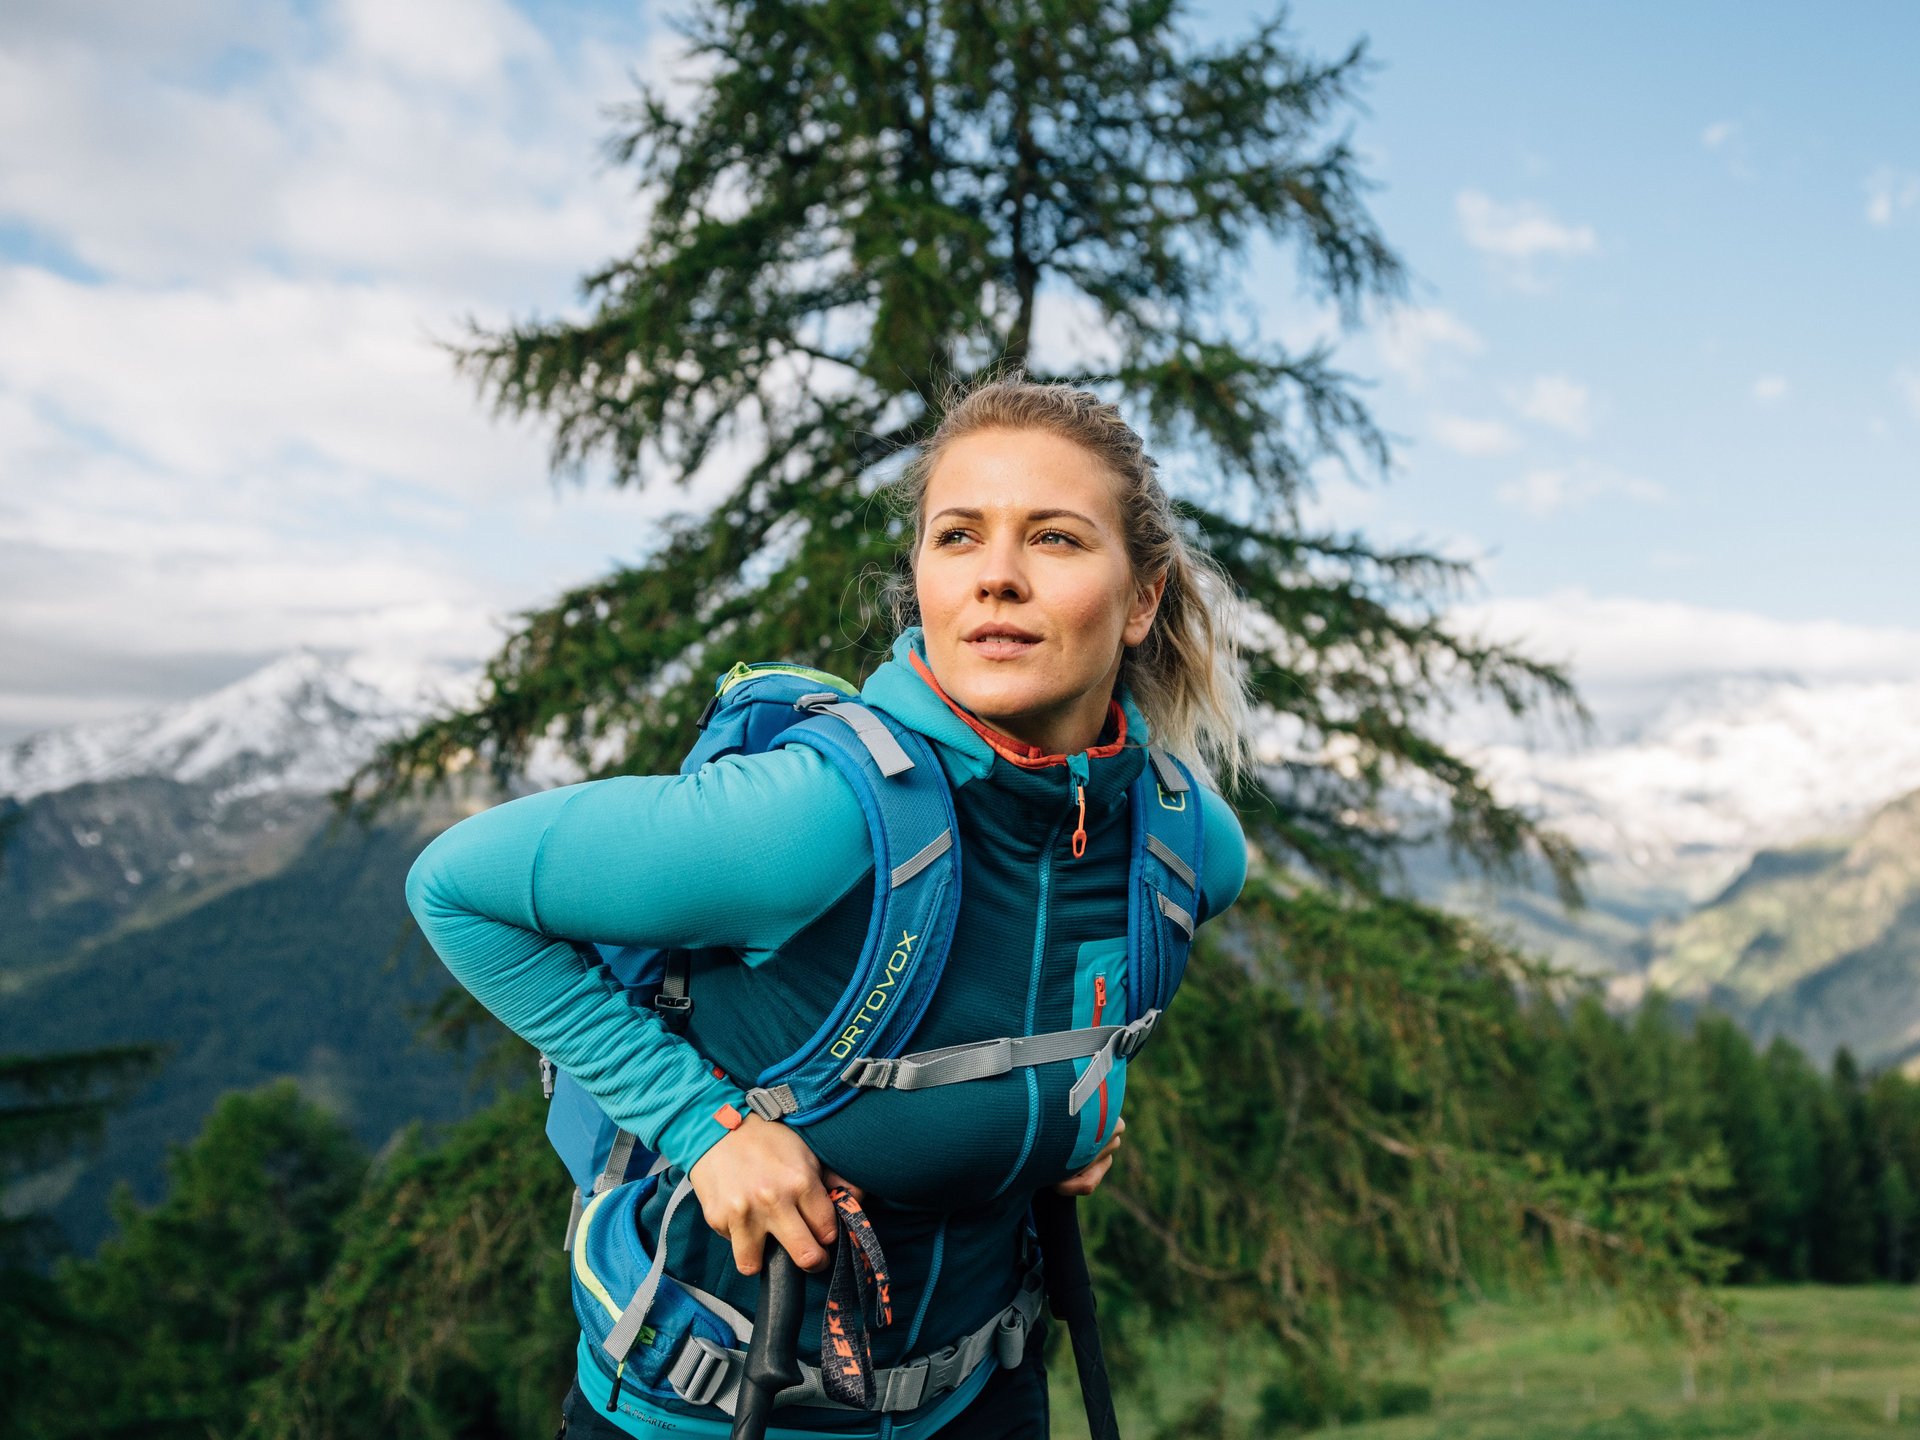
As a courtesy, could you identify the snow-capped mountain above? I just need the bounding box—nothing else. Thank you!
[1466,672,1920,909]
[0,650,474,802]
[10,653,1920,917]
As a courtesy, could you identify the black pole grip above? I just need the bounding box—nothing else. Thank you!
[1031,1190,1121,1440]
[730,1244,806,1440]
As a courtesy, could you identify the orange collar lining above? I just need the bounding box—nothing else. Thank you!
[907,650,1128,769]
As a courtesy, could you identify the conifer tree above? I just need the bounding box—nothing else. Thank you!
[349,0,1578,895]
[42,1084,367,1438]
[1,1044,160,1439]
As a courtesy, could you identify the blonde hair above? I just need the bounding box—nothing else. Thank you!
[886,375,1251,789]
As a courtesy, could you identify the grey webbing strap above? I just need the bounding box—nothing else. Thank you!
[561,1186,586,1255]
[603,1174,696,1362]
[1066,1011,1161,1114]
[594,1129,638,1195]
[665,1255,1045,1416]
[803,699,914,777]
[841,1011,1162,1108]
[1144,833,1196,889]
[890,828,951,888]
[1147,745,1189,794]
[1155,891,1195,938]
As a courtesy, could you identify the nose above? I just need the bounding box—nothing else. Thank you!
[973,531,1029,602]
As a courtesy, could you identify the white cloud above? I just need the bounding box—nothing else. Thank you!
[1752,374,1789,404]
[1701,120,1738,151]
[1431,414,1520,458]
[0,2,646,290]
[1456,190,1599,261]
[1497,463,1664,517]
[1373,305,1484,388]
[1509,374,1594,437]
[1865,167,1920,227]
[1457,591,1920,694]
[0,1,718,736]
[0,266,558,491]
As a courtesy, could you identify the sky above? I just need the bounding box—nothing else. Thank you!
[2,0,1918,741]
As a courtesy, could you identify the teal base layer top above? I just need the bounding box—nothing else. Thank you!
[406,628,1247,1437]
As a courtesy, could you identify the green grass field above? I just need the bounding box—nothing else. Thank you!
[1051,1288,1920,1438]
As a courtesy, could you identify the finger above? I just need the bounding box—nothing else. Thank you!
[1053,1157,1108,1197]
[729,1214,766,1278]
[823,1169,865,1205]
[799,1176,840,1249]
[770,1207,831,1274]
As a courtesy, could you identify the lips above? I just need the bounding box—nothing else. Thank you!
[964,623,1041,658]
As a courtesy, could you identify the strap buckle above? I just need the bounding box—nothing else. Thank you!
[921,1339,969,1398]
[1116,1009,1161,1059]
[652,992,694,1020]
[840,1056,897,1089]
[743,1086,794,1122]
[669,1335,738,1409]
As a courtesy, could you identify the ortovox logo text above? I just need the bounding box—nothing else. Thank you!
[829,929,919,1059]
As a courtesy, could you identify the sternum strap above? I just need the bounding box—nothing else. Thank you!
[839,1011,1160,1115]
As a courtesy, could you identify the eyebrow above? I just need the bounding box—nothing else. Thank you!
[928,507,1101,528]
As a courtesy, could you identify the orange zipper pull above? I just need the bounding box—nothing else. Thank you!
[1070,782,1087,858]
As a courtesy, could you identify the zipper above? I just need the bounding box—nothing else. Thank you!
[1091,973,1110,1143]
[993,814,1064,1198]
[714,660,857,699]
[1066,752,1091,859]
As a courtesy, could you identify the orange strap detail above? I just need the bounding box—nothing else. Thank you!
[714,1103,745,1131]
[1071,782,1088,858]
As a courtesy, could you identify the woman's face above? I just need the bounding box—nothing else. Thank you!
[915,426,1163,755]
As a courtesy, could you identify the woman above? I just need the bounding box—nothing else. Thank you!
[407,378,1251,1438]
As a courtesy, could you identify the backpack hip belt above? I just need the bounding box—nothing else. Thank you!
[665,1251,1045,1417]
[574,1169,1045,1418]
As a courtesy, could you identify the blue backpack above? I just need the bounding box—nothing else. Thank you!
[542,659,1205,1418]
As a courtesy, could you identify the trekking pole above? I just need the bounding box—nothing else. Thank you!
[731,1243,806,1440]
[1031,1189,1122,1440]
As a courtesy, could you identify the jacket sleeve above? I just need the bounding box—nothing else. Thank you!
[1196,787,1248,925]
[404,745,871,1172]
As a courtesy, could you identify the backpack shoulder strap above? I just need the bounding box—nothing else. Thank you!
[1127,745,1206,1019]
[739,701,962,1126]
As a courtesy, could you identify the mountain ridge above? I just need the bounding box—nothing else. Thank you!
[0,649,473,803]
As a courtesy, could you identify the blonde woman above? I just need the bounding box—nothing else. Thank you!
[408,378,1250,1438]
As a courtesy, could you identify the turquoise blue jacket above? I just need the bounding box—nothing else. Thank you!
[406,628,1247,1436]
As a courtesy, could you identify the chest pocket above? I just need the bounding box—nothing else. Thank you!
[1065,937,1129,1172]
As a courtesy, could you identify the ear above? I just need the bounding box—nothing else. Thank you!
[1122,570,1168,648]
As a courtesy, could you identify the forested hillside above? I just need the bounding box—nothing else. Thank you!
[0,778,491,1249]
[1645,787,1920,1070]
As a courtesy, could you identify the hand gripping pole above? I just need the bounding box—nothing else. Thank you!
[730,1244,806,1440]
